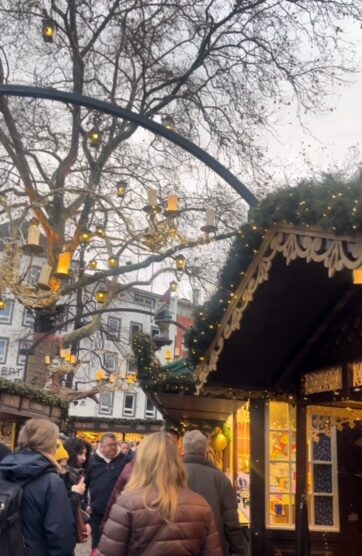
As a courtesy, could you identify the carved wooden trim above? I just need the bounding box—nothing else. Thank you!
[197,226,362,391]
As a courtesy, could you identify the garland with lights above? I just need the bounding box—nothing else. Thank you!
[186,175,362,366]
[132,333,196,393]
[0,377,67,408]
[165,418,231,439]
[64,415,164,434]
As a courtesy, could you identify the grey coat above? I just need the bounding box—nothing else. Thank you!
[184,455,247,556]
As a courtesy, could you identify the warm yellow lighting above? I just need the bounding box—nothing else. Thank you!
[116,180,128,198]
[175,254,186,271]
[44,355,52,365]
[96,290,108,303]
[59,349,69,359]
[42,18,57,43]
[70,354,77,365]
[109,374,116,384]
[38,264,53,290]
[108,256,119,269]
[96,369,107,381]
[0,298,7,311]
[88,259,98,270]
[170,280,178,292]
[95,226,106,237]
[161,115,175,130]
[165,194,180,217]
[88,128,102,148]
[23,219,43,255]
[49,276,62,292]
[353,267,362,285]
[54,252,72,278]
[79,229,92,243]
[165,350,172,362]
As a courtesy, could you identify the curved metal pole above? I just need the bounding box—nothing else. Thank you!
[0,84,258,207]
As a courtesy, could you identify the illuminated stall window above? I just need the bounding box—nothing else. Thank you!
[266,401,296,529]
[307,408,339,531]
[236,403,250,524]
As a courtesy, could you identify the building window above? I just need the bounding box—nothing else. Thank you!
[127,358,137,375]
[133,293,155,309]
[145,398,156,418]
[307,408,339,531]
[266,401,296,529]
[22,308,34,327]
[107,317,121,340]
[0,301,14,324]
[0,338,9,364]
[129,322,142,342]
[103,352,118,372]
[17,340,32,366]
[99,392,114,415]
[123,393,136,417]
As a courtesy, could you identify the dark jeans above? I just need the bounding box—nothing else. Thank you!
[90,512,103,549]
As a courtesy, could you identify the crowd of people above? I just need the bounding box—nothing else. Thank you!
[0,419,249,556]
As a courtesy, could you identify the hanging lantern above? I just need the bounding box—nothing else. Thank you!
[44,355,52,365]
[353,267,362,285]
[170,280,178,292]
[23,219,43,255]
[164,194,180,217]
[109,374,116,384]
[213,430,227,451]
[108,256,119,269]
[201,208,217,234]
[88,127,102,148]
[96,369,107,381]
[0,298,7,311]
[70,354,77,365]
[54,252,72,278]
[161,115,175,131]
[95,225,106,237]
[60,349,70,360]
[88,259,98,270]
[96,290,108,303]
[175,254,186,272]
[144,187,161,213]
[37,264,53,290]
[42,18,57,43]
[79,229,92,243]
[49,276,62,292]
[165,350,172,363]
[116,180,128,198]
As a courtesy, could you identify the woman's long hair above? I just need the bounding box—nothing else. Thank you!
[124,431,186,521]
[64,437,91,469]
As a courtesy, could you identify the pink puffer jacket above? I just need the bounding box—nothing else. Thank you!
[98,487,223,556]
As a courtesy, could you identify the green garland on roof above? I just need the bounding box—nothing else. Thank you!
[132,333,196,393]
[0,378,68,408]
[185,174,362,366]
[66,416,164,430]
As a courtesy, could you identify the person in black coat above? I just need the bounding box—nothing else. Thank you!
[87,432,131,548]
[0,418,75,556]
[0,441,11,461]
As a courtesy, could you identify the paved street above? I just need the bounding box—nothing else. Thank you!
[75,540,91,556]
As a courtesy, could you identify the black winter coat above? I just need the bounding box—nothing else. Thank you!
[87,450,130,516]
[184,455,247,556]
[0,450,75,556]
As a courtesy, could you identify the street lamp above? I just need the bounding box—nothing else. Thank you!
[42,18,57,43]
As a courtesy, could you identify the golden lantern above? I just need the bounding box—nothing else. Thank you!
[353,267,362,285]
[164,194,180,217]
[23,219,43,255]
[175,254,186,272]
[42,18,57,43]
[44,355,52,365]
[95,225,106,237]
[70,354,77,365]
[96,290,108,303]
[88,128,102,148]
[88,259,98,270]
[109,374,116,384]
[0,298,7,311]
[54,251,72,278]
[213,430,227,451]
[49,276,62,292]
[37,264,53,290]
[79,229,92,243]
[201,208,217,234]
[96,369,107,381]
[59,349,70,359]
[108,256,119,269]
[161,115,175,130]
[170,280,178,292]
[165,350,172,363]
[144,187,161,213]
[116,180,128,198]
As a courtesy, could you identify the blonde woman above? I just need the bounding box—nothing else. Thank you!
[98,431,222,556]
[0,418,75,556]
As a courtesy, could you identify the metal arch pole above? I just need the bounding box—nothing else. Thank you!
[0,84,259,207]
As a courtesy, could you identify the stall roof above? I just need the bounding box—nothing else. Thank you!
[150,391,242,421]
[197,225,362,392]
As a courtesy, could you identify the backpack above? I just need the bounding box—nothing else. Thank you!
[0,472,49,556]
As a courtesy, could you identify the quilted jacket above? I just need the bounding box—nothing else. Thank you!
[98,487,223,556]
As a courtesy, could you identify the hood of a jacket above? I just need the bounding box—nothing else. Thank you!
[0,450,56,480]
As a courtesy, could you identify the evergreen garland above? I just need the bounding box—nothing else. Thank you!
[186,175,362,366]
[0,377,68,408]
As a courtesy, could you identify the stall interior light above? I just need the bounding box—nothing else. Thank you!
[353,267,362,285]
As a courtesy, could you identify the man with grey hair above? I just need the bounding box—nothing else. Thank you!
[184,429,248,556]
[87,432,131,548]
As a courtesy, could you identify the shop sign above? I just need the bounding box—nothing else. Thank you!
[352,362,362,387]
[0,366,23,378]
[303,367,342,395]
